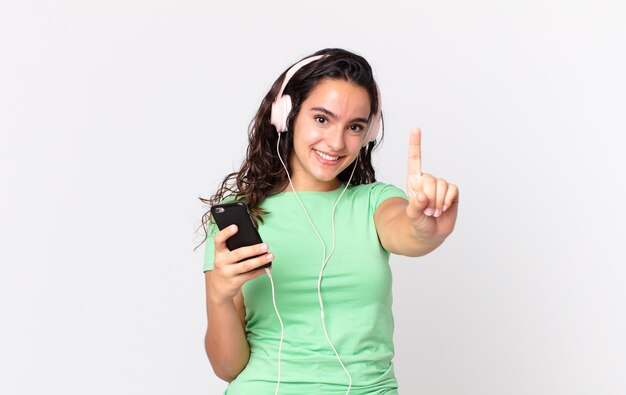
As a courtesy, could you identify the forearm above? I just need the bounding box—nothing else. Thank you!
[378,201,449,257]
[205,298,250,382]
[390,213,447,257]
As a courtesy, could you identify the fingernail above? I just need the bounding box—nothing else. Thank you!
[424,208,434,216]
[434,209,441,217]
[230,225,237,232]
[443,205,448,212]
[260,244,268,251]
[267,253,274,260]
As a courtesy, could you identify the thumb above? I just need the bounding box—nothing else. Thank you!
[406,190,429,221]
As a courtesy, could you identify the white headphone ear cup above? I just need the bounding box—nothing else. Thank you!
[282,95,292,131]
[270,95,293,133]
[362,113,381,147]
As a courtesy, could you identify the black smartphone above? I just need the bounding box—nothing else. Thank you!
[210,201,271,269]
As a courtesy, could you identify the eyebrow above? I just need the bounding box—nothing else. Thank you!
[309,107,369,124]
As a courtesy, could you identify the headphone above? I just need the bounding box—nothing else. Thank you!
[270,54,382,147]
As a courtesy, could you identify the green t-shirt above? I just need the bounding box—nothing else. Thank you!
[204,181,407,395]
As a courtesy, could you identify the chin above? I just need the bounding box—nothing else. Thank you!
[313,166,351,184]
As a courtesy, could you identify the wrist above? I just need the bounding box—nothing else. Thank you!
[410,225,446,246]
[207,289,236,309]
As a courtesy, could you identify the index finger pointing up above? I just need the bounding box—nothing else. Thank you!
[407,128,422,177]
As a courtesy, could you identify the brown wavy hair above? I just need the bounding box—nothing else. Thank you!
[195,48,385,251]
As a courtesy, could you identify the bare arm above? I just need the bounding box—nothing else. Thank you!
[375,197,448,257]
[204,273,249,382]
[203,225,274,382]
[375,128,459,257]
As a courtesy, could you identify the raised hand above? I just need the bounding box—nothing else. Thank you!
[405,128,459,241]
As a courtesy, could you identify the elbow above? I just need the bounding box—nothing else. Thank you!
[204,337,247,383]
[388,235,448,257]
[212,367,237,383]
[206,352,240,383]
[205,348,238,382]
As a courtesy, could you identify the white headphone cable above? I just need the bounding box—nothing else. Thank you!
[263,267,284,395]
[274,133,359,394]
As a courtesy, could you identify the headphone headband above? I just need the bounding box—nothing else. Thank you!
[275,55,325,103]
[270,54,381,147]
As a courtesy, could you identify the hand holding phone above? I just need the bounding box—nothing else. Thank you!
[211,201,272,269]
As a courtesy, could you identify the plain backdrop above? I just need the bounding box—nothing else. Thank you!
[1,1,625,394]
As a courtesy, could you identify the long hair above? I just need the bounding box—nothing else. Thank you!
[195,48,385,250]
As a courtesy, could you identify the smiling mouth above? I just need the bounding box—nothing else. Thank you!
[314,149,342,161]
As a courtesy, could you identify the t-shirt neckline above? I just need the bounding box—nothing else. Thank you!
[271,182,348,196]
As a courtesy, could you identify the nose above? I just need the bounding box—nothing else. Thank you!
[325,125,345,152]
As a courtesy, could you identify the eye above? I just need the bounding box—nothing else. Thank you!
[314,115,328,124]
[350,124,366,132]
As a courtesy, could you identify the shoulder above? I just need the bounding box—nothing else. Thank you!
[349,181,407,209]
[217,195,240,204]
[350,181,405,193]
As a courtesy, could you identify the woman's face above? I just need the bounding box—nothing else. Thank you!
[289,78,372,191]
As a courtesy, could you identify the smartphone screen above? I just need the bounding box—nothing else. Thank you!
[210,201,271,269]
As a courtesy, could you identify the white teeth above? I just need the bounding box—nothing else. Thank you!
[315,150,339,161]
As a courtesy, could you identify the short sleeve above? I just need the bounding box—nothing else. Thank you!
[203,221,218,272]
[369,182,407,214]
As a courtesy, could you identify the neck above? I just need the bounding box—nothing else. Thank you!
[275,178,342,193]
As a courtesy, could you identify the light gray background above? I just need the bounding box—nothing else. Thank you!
[1,1,624,394]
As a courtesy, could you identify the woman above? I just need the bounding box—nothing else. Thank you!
[199,48,459,394]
